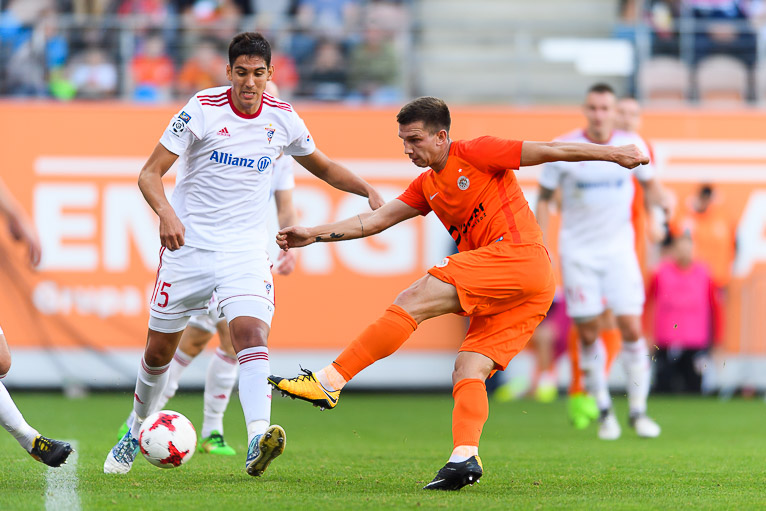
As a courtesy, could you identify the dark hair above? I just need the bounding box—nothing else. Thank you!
[588,83,616,95]
[699,184,713,199]
[396,96,451,134]
[228,32,271,68]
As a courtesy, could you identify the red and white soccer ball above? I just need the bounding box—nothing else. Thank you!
[138,410,197,469]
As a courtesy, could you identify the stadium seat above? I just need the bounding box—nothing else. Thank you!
[638,57,691,106]
[694,55,750,106]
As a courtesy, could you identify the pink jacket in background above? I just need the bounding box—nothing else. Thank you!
[645,260,723,350]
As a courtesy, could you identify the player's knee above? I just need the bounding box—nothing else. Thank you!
[229,321,268,352]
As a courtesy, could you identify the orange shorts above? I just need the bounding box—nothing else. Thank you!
[428,241,555,370]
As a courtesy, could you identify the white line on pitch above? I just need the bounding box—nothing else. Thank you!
[45,440,80,511]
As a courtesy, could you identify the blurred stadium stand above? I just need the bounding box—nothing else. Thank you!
[0,0,764,105]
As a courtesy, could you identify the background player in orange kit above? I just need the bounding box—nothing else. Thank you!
[268,96,649,490]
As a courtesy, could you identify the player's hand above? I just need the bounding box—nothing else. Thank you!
[273,249,296,275]
[277,226,313,250]
[367,188,385,210]
[8,216,41,266]
[159,211,185,251]
[613,144,650,169]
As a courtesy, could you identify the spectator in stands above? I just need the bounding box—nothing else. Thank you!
[348,22,402,104]
[670,183,737,294]
[649,0,683,56]
[683,0,757,67]
[300,39,348,101]
[295,0,361,42]
[68,45,118,99]
[130,32,174,102]
[176,37,227,97]
[180,0,243,48]
[645,231,723,393]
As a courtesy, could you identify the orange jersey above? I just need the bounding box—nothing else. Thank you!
[398,136,542,251]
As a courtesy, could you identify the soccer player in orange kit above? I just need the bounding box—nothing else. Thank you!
[268,96,649,490]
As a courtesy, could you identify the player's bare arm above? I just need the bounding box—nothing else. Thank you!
[535,186,556,246]
[0,178,41,266]
[277,199,420,250]
[137,143,186,251]
[293,150,385,210]
[520,141,649,169]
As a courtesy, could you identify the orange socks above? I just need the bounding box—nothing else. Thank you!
[451,378,488,448]
[567,327,584,395]
[332,304,417,381]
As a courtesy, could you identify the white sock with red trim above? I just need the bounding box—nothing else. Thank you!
[237,347,271,445]
[0,379,38,452]
[157,349,194,410]
[129,357,170,438]
[202,348,238,438]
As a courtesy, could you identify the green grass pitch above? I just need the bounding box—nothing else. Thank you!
[1,392,764,510]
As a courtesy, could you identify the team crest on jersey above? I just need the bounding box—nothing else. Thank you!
[179,111,191,123]
[435,257,450,268]
[264,281,272,294]
[265,125,276,144]
[457,176,470,190]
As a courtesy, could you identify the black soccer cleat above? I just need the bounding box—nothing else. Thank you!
[423,455,483,491]
[30,435,73,467]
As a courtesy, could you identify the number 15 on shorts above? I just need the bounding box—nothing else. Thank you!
[153,281,172,308]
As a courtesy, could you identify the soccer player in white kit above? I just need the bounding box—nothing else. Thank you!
[104,32,383,476]
[0,178,73,467]
[117,84,299,455]
[536,84,664,440]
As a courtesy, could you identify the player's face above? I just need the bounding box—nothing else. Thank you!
[226,55,274,115]
[398,121,448,169]
[583,91,617,143]
[617,98,641,133]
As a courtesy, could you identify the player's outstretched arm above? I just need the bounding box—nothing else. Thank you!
[294,150,385,210]
[277,199,420,250]
[137,143,185,251]
[0,177,41,266]
[520,141,649,169]
[535,186,556,247]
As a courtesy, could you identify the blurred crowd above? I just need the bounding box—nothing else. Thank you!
[617,0,766,103]
[0,0,409,103]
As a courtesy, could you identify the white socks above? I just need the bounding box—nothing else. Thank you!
[316,365,347,392]
[129,357,170,437]
[449,445,478,463]
[622,339,651,416]
[157,349,194,411]
[0,380,38,452]
[581,339,611,411]
[237,347,271,444]
[202,348,238,438]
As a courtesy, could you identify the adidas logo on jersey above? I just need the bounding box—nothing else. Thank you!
[217,127,230,137]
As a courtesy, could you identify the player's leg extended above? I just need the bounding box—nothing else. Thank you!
[119,321,215,439]
[617,314,660,438]
[268,274,461,408]
[105,325,184,474]
[0,333,72,467]
[200,320,238,455]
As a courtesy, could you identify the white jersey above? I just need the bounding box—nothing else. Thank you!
[538,129,654,262]
[160,87,315,252]
[270,154,295,198]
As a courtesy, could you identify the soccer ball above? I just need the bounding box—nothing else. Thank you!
[138,410,197,469]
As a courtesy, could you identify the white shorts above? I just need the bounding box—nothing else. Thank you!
[148,246,275,332]
[560,251,644,319]
[187,297,223,334]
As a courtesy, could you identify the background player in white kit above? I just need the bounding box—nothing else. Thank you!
[117,82,299,456]
[0,178,73,467]
[536,83,664,440]
[104,32,383,476]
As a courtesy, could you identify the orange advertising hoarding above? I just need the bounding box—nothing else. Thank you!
[0,102,764,356]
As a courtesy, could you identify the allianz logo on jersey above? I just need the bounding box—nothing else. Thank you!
[575,178,624,189]
[209,150,271,172]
